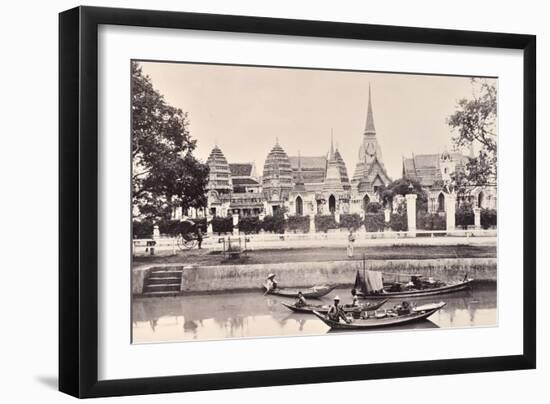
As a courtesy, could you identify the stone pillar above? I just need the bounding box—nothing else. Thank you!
[474,207,481,230]
[384,207,391,223]
[405,194,417,237]
[334,211,340,224]
[309,214,316,233]
[206,214,213,235]
[445,193,456,232]
[384,207,391,232]
[153,225,160,239]
[232,214,239,236]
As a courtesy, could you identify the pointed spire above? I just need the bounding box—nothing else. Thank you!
[330,129,335,159]
[364,84,376,134]
[275,136,279,146]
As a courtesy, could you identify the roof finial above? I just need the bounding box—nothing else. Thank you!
[275,136,279,146]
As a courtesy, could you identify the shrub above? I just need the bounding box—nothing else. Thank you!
[456,204,474,229]
[339,213,363,230]
[262,213,286,234]
[366,202,382,213]
[481,209,497,229]
[286,215,310,233]
[417,213,446,230]
[315,215,338,233]
[390,213,407,231]
[211,216,233,234]
[364,212,385,232]
[238,216,261,234]
[132,220,153,239]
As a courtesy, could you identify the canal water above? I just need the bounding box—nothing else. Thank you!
[132,282,497,343]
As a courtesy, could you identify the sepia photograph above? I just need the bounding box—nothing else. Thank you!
[130,60,498,344]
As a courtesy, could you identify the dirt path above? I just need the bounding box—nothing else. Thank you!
[133,244,496,269]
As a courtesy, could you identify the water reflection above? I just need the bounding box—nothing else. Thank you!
[132,282,496,343]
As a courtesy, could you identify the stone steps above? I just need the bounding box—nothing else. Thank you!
[142,268,183,296]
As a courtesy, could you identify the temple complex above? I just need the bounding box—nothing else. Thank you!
[194,85,492,222]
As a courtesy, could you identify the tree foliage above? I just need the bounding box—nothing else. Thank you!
[132,62,209,220]
[380,178,428,213]
[448,79,497,187]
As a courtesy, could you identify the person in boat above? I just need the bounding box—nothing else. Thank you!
[327,296,352,324]
[295,291,308,307]
[265,273,278,292]
[395,301,412,315]
[347,229,356,258]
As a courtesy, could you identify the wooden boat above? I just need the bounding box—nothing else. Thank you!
[352,266,473,299]
[312,302,446,330]
[263,284,335,298]
[281,298,389,314]
[354,278,474,299]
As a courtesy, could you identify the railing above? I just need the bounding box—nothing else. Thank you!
[132,228,496,256]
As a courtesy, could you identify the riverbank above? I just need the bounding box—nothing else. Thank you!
[133,256,497,295]
[133,244,496,269]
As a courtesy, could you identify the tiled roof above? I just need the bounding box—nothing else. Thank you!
[288,156,327,170]
[403,153,468,187]
[232,177,260,185]
[229,163,253,177]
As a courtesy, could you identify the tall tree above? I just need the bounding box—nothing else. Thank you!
[132,62,209,220]
[448,79,497,188]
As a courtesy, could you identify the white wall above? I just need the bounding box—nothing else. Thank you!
[0,0,547,403]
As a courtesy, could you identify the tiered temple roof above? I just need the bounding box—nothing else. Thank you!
[262,141,294,191]
[206,145,233,192]
[333,148,350,191]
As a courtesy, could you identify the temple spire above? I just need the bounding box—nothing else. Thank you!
[364,84,376,135]
[330,129,335,159]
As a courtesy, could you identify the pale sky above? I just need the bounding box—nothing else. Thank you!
[138,61,496,180]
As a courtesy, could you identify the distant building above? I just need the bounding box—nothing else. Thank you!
[402,150,497,213]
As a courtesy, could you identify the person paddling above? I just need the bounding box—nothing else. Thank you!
[264,273,278,293]
[327,296,351,324]
[295,291,308,307]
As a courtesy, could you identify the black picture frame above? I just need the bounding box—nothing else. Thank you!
[59,6,536,398]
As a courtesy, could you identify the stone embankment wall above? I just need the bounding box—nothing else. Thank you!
[133,258,496,295]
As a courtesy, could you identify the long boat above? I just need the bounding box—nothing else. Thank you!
[354,278,474,299]
[263,284,335,299]
[352,263,474,299]
[281,298,389,314]
[312,302,446,330]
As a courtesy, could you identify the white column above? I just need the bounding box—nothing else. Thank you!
[474,207,481,230]
[232,214,239,236]
[384,207,391,223]
[445,193,456,232]
[405,194,417,237]
[206,213,213,235]
[309,214,316,233]
[153,225,160,239]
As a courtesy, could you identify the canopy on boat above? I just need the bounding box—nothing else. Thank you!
[354,270,384,293]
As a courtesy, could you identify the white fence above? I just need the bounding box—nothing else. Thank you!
[132,228,497,256]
